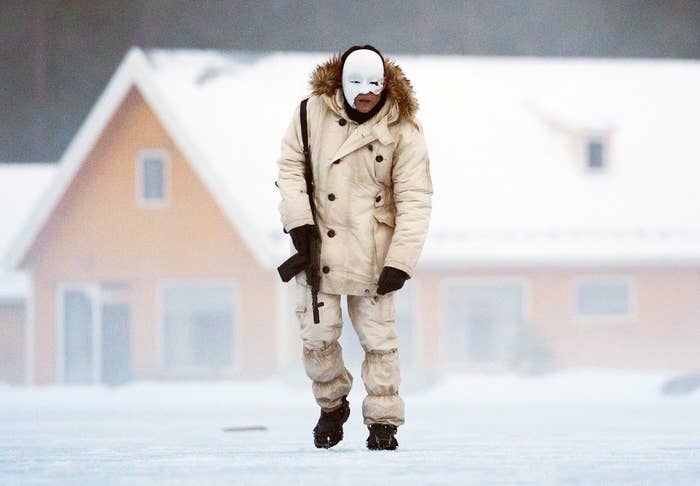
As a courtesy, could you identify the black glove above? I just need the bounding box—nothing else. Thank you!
[289,224,317,255]
[376,266,409,295]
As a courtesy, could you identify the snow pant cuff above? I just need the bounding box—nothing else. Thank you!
[303,341,353,411]
[361,349,404,426]
[362,349,400,397]
[362,394,405,427]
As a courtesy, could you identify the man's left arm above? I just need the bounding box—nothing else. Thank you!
[383,122,434,278]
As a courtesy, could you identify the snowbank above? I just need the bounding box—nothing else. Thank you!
[2,369,697,411]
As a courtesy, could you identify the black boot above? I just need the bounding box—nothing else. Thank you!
[313,396,350,448]
[366,423,399,450]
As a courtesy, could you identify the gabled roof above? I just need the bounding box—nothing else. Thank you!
[0,163,57,261]
[0,163,57,298]
[4,48,284,270]
[6,48,700,269]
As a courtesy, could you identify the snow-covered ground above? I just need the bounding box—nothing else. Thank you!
[2,369,700,485]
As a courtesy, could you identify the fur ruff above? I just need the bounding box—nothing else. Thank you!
[309,53,418,123]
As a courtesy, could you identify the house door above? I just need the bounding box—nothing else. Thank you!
[445,280,526,366]
[101,302,131,385]
[59,283,132,384]
[61,287,99,383]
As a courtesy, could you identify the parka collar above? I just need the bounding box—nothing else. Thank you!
[326,89,398,130]
[322,90,396,164]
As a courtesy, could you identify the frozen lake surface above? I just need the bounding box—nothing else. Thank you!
[2,369,700,485]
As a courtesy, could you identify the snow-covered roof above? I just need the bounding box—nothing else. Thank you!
[0,270,30,301]
[6,48,700,270]
[0,163,57,298]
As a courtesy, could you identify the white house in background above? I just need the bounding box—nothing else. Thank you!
[1,48,699,385]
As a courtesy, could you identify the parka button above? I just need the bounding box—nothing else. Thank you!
[332,159,341,164]
[338,118,347,126]
[322,266,330,274]
[328,193,336,201]
[375,195,382,203]
[375,155,383,162]
[327,229,336,238]
[368,144,373,151]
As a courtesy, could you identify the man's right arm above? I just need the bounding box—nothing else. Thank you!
[277,102,315,232]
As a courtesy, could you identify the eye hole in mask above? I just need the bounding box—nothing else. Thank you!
[348,79,383,91]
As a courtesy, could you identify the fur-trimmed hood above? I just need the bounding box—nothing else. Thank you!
[310,53,418,123]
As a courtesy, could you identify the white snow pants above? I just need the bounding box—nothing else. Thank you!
[295,280,405,427]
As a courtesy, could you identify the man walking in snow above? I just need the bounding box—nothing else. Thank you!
[276,45,432,450]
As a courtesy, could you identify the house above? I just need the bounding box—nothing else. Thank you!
[0,163,57,384]
[2,48,700,385]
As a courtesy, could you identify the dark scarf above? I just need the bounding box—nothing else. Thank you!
[343,89,388,124]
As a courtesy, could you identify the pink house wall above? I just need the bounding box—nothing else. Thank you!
[416,267,700,371]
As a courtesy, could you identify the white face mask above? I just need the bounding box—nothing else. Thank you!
[342,49,385,109]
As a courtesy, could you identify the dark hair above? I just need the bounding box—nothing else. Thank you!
[340,44,385,69]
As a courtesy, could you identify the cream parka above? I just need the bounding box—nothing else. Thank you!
[277,54,433,296]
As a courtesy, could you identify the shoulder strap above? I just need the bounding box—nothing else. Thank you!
[300,98,310,156]
[300,98,316,217]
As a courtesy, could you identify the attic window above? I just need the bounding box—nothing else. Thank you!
[137,150,170,207]
[586,137,605,171]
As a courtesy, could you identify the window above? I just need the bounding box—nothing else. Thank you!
[586,137,605,171]
[162,281,235,367]
[575,278,633,318]
[137,150,169,206]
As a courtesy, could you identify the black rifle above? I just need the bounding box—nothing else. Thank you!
[277,98,324,324]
